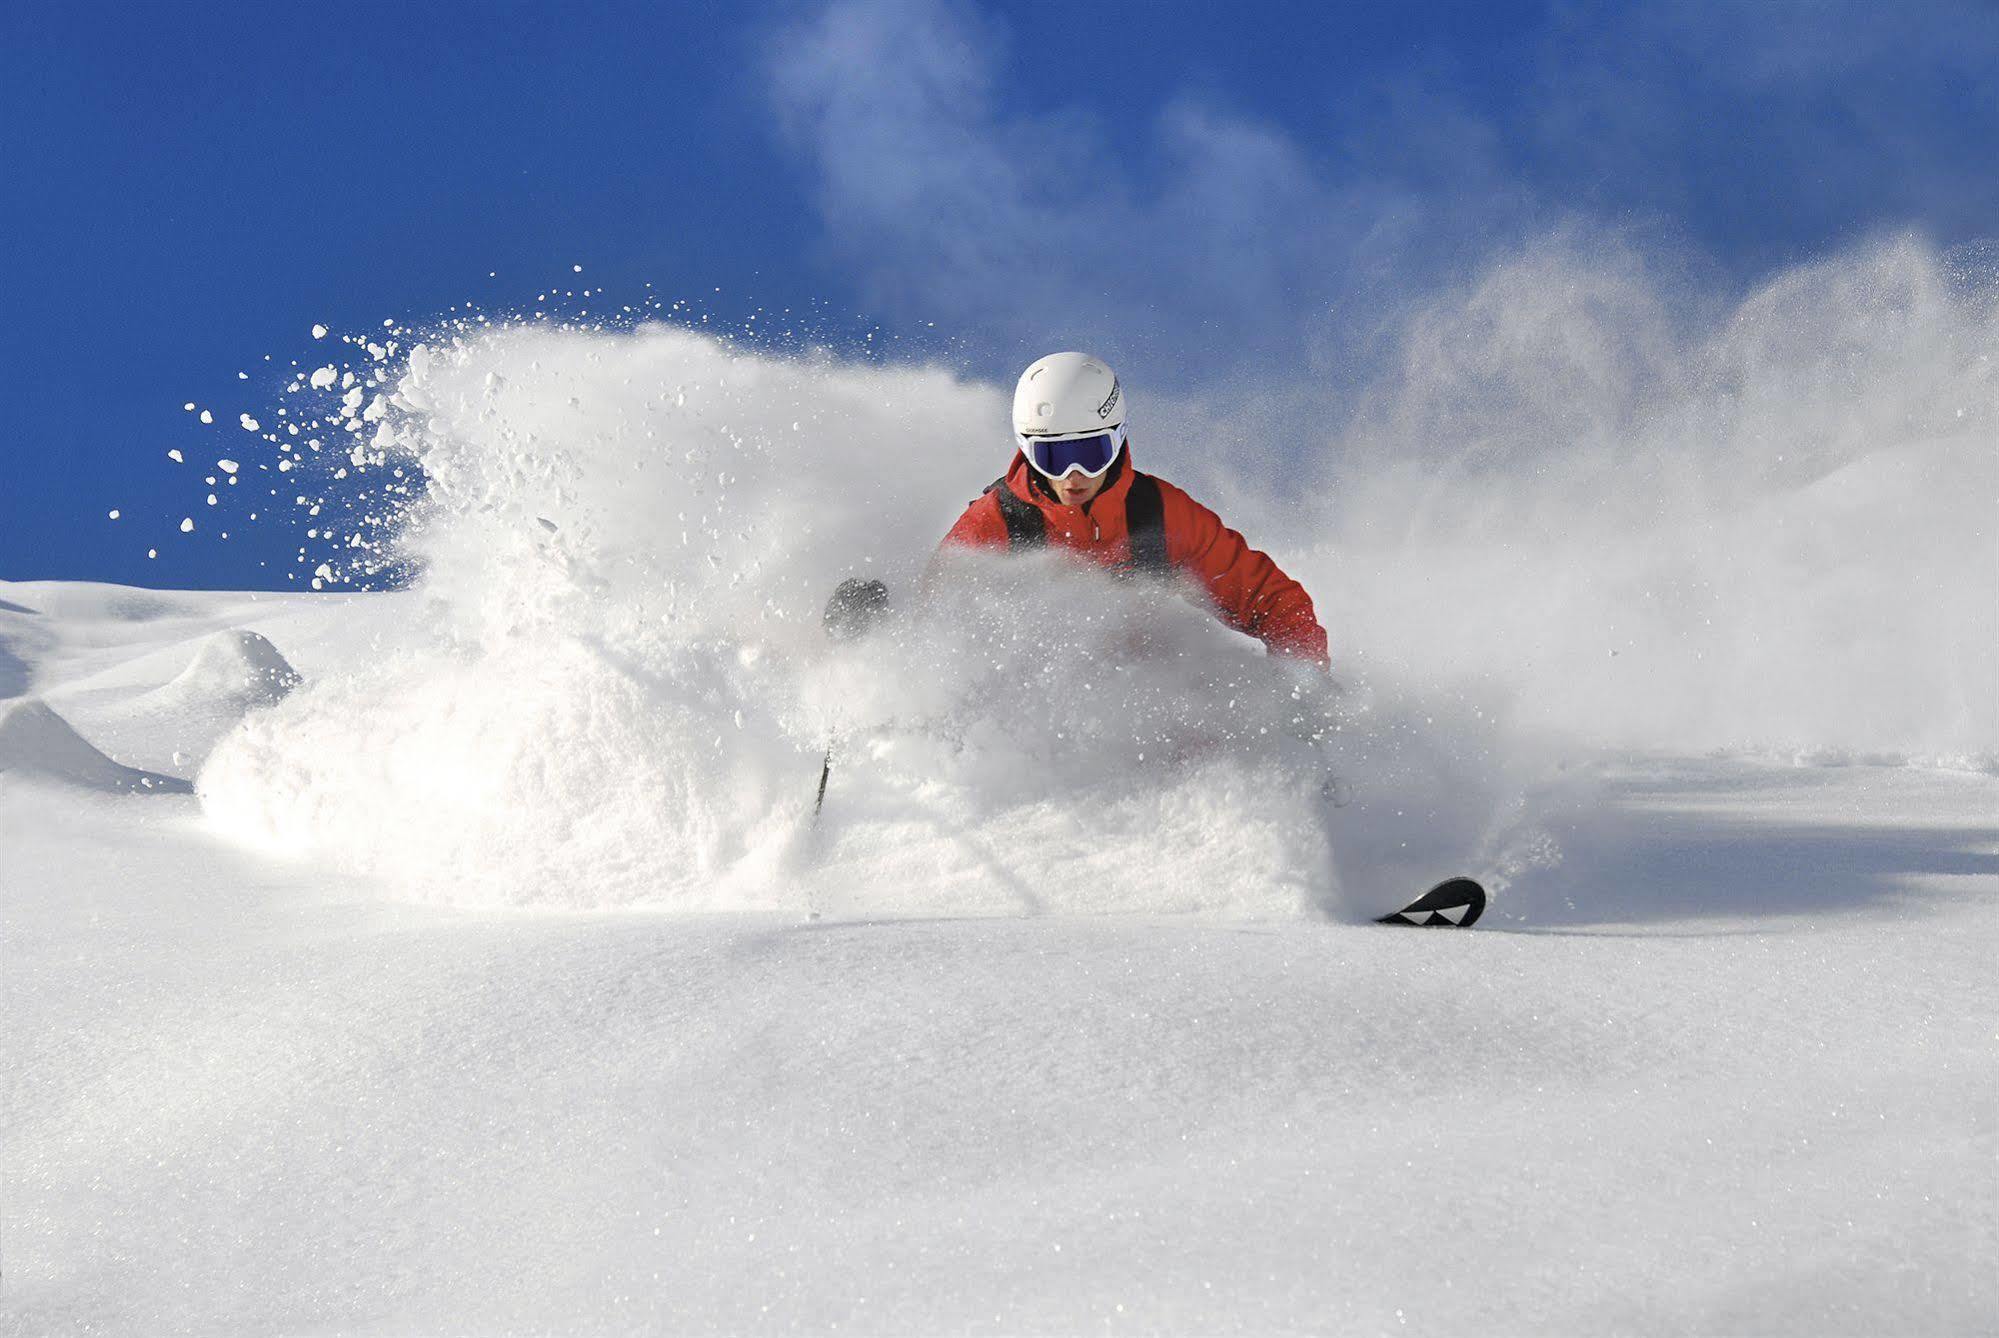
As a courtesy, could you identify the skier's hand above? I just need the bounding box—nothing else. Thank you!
[824,578,892,642]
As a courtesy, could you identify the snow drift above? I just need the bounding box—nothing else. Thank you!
[151,628,300,713]
[197,235,1996,913]
[75,629,302,771]
[0,698,189,794]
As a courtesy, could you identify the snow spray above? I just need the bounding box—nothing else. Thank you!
[197,235,1996,912]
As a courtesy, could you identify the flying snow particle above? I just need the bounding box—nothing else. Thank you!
[182,402,195,412]
[108,509,120,520]
[179,517,194,533]
[239,414,261,432]
[199,410,214,425]
[207,494,217,506]
[168,449,184,463]
[312,324,328,339]
[310,366,337,389]
[217,458,239,474]
[147,548,157,559]
[573,264,583,273]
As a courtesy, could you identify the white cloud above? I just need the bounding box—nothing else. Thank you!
[764,0,1442,381]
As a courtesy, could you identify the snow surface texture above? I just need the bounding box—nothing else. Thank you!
[3,591,1995,1333]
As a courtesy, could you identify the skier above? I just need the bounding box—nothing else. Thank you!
[936,352,1330,668]
[831,356,1482,925]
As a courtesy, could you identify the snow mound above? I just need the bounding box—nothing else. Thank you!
[56,629,303,776]
[145,628,301,716]
[0,698,190,794]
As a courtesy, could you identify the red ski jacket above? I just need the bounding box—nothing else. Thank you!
[937,448,1330,667]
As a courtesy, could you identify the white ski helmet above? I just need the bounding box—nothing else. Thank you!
[1012,352,1126,439]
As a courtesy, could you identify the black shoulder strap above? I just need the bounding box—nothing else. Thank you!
[979,472,1163,569]
[1122,471,1169,577]
[985,477,1046,548]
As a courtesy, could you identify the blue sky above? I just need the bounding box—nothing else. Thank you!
[5,0,1996,588]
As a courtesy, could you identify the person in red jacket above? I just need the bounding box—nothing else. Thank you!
[937,352,1329,668]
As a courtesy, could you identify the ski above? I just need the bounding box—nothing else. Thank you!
[1376,877,1486,928]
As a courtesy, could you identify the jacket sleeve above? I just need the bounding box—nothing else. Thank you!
[1162,486,1330,667]
[921,490,1009,597]
[938,491,1008,553]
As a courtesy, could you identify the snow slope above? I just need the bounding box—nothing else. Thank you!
[3,582,1994,1337]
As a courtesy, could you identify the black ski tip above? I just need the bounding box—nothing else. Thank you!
[1377,876,1486,928]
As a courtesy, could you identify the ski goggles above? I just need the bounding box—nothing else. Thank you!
[1016,421,1127,480]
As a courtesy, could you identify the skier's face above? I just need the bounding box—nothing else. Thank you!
[1047,469,1107,508]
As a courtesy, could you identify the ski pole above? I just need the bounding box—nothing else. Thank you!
[812,743,834,821]
[810,578,891,827]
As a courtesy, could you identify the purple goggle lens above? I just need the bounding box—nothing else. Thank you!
[1020,429,1122,480]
